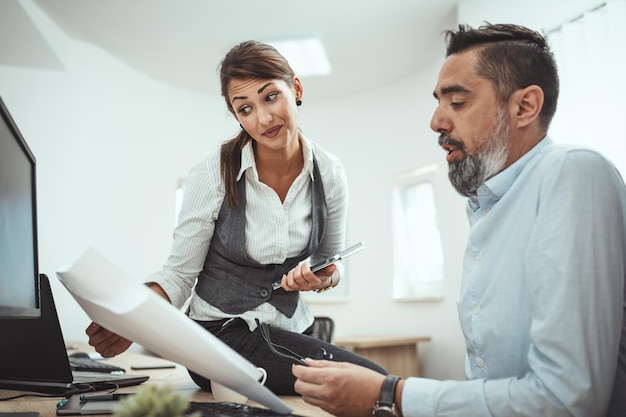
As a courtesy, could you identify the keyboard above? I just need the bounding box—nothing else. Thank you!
[68,356,126,373]
[186,402,301,417]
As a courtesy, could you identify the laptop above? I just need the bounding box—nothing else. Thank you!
[0,272,149,395]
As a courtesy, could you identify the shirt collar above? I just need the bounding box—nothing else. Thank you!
[469,136,553,210]
[236,135,315,182]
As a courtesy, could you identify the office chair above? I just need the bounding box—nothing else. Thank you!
[311,316,335,343]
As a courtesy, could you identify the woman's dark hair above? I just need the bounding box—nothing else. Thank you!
[218,40,296,207]
[444,23,559,132]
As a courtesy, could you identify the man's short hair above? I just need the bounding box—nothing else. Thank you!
[444,23,559,131]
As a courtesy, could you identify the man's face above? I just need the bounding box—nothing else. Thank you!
[430,49,512,197]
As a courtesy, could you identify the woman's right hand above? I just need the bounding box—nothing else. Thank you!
[85,322,132,358]
[85,282,170,357]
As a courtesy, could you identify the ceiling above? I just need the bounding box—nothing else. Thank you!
[25,0,460,100]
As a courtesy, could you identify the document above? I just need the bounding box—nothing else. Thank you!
[56,248,291,414]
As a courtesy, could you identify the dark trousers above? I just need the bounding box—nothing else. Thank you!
[188,318,388,395]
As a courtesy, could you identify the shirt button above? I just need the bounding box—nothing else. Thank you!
[474,306,481,314]
[475,252,483,260]
[477,358,484,367]
[259,289,269,298]
[483,207,490,213]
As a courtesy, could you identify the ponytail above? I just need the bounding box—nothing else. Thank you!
[220,131,251,208]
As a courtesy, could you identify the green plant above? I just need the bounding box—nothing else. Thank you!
[114,385,200,417]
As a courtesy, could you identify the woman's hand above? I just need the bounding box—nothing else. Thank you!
[85,322,133,357]
[280,263,337,292]
[292,359,387,417]
[85,282,171,357]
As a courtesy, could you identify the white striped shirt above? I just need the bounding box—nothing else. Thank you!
[147,136,348,332]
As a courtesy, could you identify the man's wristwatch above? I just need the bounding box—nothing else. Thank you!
[372,375,401,417]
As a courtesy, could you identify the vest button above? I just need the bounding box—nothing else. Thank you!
[259,289,269,298]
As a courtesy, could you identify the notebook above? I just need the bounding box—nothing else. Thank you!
[56,248,292,414]
[0,273,149,395]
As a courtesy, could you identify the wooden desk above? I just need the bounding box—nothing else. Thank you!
[0,344,331,417]
[335,335,431,378]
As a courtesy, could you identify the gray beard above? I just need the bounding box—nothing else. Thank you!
[443,109,510,197]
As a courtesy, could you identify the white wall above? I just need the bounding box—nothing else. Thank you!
[0,0,613,382]
[458,0,602,30]
[0,0,237,355]
[299,60,469,379]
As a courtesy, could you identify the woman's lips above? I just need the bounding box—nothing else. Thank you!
[263,125,282,138]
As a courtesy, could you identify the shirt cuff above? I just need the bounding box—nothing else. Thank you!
[145,271,188,308]
[401,377,439,417]
[401,377,487,417]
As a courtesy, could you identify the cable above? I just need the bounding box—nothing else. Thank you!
[0,392,62,401]
[255,319,305,365]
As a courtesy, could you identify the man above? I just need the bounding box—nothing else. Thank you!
[292,23,626,417]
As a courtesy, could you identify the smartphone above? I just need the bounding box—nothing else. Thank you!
[272,242,365,290]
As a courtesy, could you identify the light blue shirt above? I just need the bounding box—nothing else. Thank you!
[402,138,626,417]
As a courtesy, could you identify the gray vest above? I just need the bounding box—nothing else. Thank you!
[195,156,327,318]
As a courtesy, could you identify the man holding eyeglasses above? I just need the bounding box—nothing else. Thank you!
[292,22,625,417]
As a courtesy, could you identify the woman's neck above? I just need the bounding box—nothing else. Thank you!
[254,135,303,174]
[254,137,304,202]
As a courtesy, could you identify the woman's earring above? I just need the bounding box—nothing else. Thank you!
[296,99,302,106]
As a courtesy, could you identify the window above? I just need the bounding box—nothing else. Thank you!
[174,178,185,226]
[549,0,626,176]
[392,164,444,301]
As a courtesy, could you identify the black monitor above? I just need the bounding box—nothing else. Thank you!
[0,95,40,318]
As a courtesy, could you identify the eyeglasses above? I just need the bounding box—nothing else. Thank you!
[256,319,333,365]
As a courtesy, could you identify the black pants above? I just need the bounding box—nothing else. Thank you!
[188,318,388,395]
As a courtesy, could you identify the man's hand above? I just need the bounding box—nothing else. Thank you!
[292,359,386,417]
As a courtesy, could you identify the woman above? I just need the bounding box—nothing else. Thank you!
[86,40,386,394]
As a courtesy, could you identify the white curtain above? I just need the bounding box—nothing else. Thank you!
[549,0,626,176]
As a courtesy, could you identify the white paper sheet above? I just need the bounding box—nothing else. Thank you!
[56,247,292,414]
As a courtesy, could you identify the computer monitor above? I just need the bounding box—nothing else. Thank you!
[0,95,40,319]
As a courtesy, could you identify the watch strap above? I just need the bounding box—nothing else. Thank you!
[377,374,401,408]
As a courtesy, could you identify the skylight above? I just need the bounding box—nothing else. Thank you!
[267,37,332,77]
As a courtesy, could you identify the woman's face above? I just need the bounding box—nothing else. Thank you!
[228,77,302,152]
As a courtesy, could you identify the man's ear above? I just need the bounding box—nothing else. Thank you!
[510,85,543,129]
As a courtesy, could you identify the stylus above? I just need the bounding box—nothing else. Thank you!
[80,393,131,402]
[130,364,176,370]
